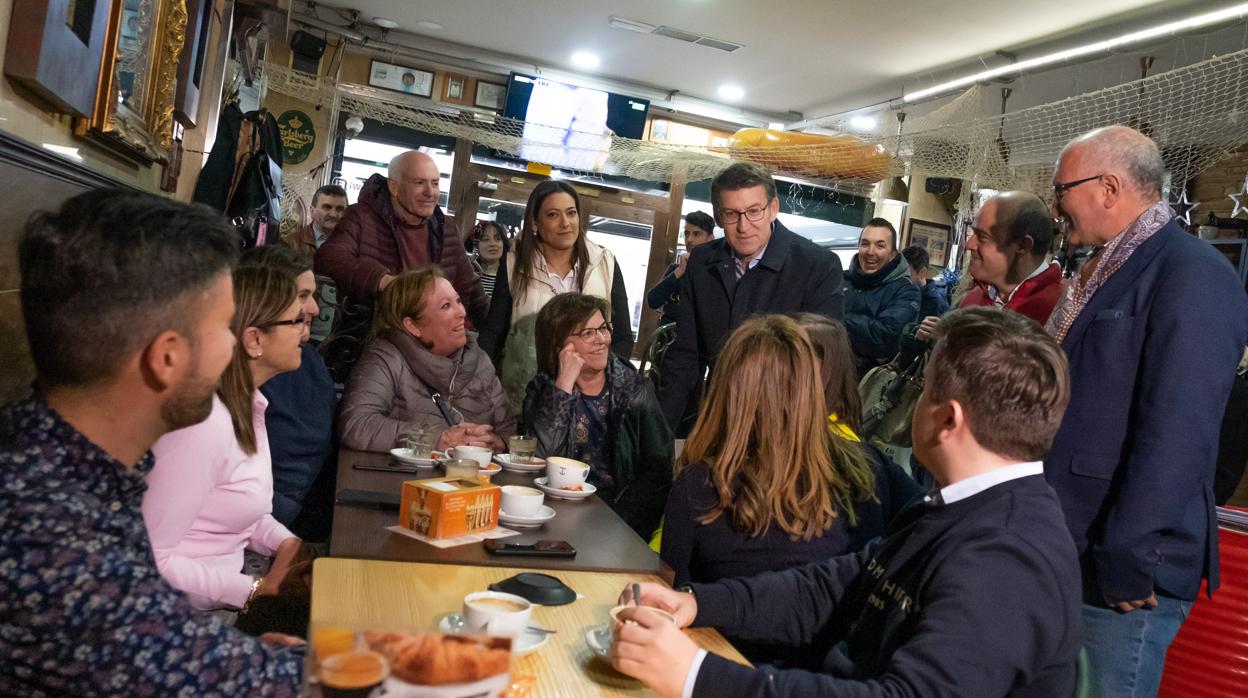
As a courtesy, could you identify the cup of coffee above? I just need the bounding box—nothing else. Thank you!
[319,649,389,698]
[546,456,590,490]
[450,445,493,468]
[443,458,479,481]
[609,605,676,643]
[500,485,544,517]
[462,591,532,638]
[508,435,537,464]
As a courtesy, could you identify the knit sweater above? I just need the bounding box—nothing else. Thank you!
[690,474,1082,697]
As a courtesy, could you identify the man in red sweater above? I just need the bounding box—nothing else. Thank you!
[314,151,488,326]
[915,191,1061,342]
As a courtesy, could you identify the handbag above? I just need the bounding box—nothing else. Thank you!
[859,351,927,447]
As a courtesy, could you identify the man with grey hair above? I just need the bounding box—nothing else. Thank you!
[658,161,844,433]
[315,150,487,324]
[1043,125,1248,697]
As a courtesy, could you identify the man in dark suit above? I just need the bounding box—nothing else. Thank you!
[658,162,844,434]
[1043,125,1248,698]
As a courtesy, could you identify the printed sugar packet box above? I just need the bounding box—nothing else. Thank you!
[308,625,514,698]
[400,477,501,539]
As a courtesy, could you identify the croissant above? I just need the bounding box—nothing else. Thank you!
[366,632,511,685]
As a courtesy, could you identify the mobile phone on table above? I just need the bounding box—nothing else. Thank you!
[335,488,401,512]
[483,539,577,557]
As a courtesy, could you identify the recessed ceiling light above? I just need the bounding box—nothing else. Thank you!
[372,17,399,29]
[415,20,444,31]
[849,115,877,130]
[571,51,601,70]
[718,84,745,101]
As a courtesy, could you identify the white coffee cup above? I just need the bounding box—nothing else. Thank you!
[462,591,532,637]
[500,485,545,517]
[449,445,492,468]
[545,456,590,489]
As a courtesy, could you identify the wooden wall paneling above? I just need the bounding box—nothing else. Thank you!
[0,129,132,402]
[4,0,113,117]
[635,165,687,358]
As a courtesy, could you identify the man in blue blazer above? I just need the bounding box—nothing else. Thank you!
[657,162,845,434]
[1044,125,1248,698]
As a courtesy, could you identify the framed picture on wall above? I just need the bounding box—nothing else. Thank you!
[368,60,434,97]
[4,0,112,118]
[474,80,506,110]
[443,72,471,105]
[906,219,953,267]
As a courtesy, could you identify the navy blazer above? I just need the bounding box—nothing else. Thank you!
[657,221,845,431]
[1044,218,1248,603]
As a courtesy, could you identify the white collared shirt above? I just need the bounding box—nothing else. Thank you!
[534,252,579,293]
[986,260,1054,307]
[926,461,1044,505]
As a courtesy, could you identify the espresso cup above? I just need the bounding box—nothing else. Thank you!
[500,485,545,517]
[610,605,676,643]
[450,445,493,468]
[462,591,532,638]
[546,456,590,489]
[319,650,389,698]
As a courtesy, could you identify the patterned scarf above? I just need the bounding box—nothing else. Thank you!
[1046,200,1172,342]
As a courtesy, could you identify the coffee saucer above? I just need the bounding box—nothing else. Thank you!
[534,477,596,501]
[390,448,447,467]
[498,505,556,528]
[493,453,547,473]
[438,613,549,655]
[586,625,612,658]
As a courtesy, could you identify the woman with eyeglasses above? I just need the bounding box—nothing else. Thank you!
[143,266,311,635]
[523,293,672,537]
[339,266,516,453]
[477,180,634,413]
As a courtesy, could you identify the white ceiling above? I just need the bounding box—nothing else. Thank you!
[307,0,1227,119]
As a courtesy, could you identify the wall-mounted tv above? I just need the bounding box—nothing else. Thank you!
[502,72,650,171]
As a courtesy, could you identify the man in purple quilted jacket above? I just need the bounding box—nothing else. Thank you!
[315,151,488,327]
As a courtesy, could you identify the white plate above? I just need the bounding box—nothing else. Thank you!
[498,505,556,528]
[493,453,547,473]
[476,463,503,479]
[586,625,612,658]
[438,613,549,656]
[533,477,596,500]
[390,448,447,467]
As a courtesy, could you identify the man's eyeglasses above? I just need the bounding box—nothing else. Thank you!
[573,323,613,341]
[719,205,769,226]
[262,316,311,329]
[1053,174,1103,202]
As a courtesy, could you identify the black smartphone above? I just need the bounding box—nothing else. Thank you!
[483,539,577,557]
[335,489,401,512]
[352,462,422,474]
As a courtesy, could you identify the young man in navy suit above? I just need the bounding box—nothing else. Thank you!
[1045,125,1248,697]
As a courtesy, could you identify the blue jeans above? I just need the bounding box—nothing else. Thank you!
[1081,595,1192,698]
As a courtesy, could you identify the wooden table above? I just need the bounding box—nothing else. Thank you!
[311,557,749,697]
[331,448,662,575]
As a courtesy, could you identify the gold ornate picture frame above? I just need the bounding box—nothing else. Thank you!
[75,0,188,164]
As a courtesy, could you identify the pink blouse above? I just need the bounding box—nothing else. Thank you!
[143,392,295,610]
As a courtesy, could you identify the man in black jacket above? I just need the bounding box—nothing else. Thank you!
[613,308,1082,698]
[658,163,844,434]
[844,218,920,376]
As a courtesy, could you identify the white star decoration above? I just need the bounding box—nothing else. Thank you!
[1229,176,1248,219]
[1169,187,1199,227]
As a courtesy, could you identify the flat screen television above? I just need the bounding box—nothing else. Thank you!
[502,72,650,171]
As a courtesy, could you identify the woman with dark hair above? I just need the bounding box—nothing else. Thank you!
[143,266,311,633]
[522,293,671,538]
[478,180,633,411]
[472,221,509,300]
[661,314,920,587]
[339,267,515,453]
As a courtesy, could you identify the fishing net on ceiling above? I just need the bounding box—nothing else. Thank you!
[264,44,1248,212]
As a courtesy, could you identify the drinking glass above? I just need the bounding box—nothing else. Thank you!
[443,458,480,481]
[508,435,537,464]
[400,425,437,459]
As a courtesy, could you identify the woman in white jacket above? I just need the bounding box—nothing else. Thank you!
[478,179,633,411]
